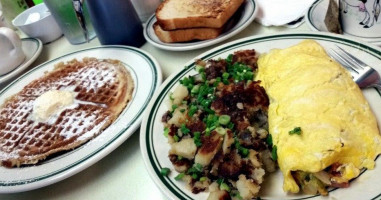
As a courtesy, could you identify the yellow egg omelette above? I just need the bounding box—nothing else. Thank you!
[256,40,381,194]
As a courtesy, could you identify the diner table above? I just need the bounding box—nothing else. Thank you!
[0,21,310,200]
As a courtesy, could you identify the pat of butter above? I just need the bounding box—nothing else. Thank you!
[32,90,75,122]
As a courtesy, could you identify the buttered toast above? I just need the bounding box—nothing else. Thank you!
[156,0,244,30]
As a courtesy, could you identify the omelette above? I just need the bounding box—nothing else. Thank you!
[256,40,381,195]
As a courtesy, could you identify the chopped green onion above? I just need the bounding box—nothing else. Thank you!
[188,105,198,117]
[199,177,207,182]
[177,156,183,160]
[266,134,273,147]
[272,145,278,161]
[218,115,231,125]
[173,135,179,142]
[195,65,204,73]
[191,85,200,94]
[171,104,178,112]
[175,173,185,180]
[217,178,224,185]
[222,72,229,80]
[220,182,231,192]
[289,127,302,135]
[234,139,249,157]
[226,54,233,63]
[191,173,198,179]
[180,109,185,113]
[160,168,170,176]
[193,132,202,147]
[180,124,190,134]
[227,122,234,129]
[169,93,174,101]
[163,127,169,137]
[215,127,226,135]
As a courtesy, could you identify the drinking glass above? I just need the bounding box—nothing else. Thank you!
[43,0,96,44]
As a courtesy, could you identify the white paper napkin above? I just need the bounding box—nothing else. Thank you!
[255,0,316,26]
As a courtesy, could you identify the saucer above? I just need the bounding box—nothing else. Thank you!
[0,37,43,84]
[306,0,381,46]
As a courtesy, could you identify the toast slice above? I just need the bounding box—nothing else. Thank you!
[324,0,342,34]
[153,22,223,43]
[156,0,244,30]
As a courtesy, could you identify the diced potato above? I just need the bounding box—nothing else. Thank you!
[207,190,230,200]
[171,84,188,106]
[251,168,265,184]
[195,132,223,166]
[236,175,260,200]
[222,131,234,155]
[248,150,261,168]
[167,105,187,127]
[169,138,197,159]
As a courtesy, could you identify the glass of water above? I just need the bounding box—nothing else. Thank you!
[43,0,96,44]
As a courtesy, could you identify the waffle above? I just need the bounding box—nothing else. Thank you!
[0,58,134,167]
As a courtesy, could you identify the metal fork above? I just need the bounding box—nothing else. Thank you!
[329,46,381,92]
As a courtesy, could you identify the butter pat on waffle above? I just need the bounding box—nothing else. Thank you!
[0,58,134,167]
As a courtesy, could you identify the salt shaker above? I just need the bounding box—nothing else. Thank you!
[86,0,145,47]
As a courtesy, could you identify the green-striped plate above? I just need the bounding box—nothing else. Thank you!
[140,32,381,200]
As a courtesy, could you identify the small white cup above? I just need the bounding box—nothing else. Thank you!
[340,0,381,38]
[0,27,25,75]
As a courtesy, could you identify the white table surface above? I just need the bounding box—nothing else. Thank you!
[0,21,310,200]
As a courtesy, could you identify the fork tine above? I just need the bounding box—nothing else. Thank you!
[330,48,363,71]
[335,45,367,68]
[329,49,359,74]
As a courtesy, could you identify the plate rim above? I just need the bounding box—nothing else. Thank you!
[143,0,258,51]
[140,31,381,200]
[0,45,162,193]
[305,0,381,45]
[0,37,43,84]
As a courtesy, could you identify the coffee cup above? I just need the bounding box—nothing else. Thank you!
[340,0,381,38]
[0,27,25,75]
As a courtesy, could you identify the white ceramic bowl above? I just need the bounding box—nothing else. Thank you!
[12,3,62,44]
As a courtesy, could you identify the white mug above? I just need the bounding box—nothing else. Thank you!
[0,27,25,75]
[340,0,381,38]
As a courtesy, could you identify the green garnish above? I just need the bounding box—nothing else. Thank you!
[266,134,273,146]
[195,65,204,73]
[163,127,169,137]
[215,127,226,135]
[220,182,231,192]
[199,177,207,182]
[188,105,198,117]
[177,156,183,160]
[171,104,178,112]
[191,85,200,94]
[193,132,202,147]
[225,54,233,63]
[173,135,179,142]
[289,127,302,135]
[191,173,198,179]
[272,145,278,161]
[180,108,185,113]
[234,139,249,157]
[180,124,190,134]
[169,93,174,101]
[175,173,185,180]
[218,115,231,125]
[160,168,170,176]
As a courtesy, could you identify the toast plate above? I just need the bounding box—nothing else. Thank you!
[144,0,258,51]
[305,0,381,46]
[0,46,162,193]
[140,32,381,200]
[0,38,42,84]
